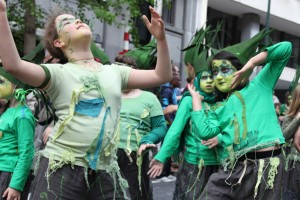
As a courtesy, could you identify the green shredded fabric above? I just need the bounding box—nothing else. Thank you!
[267,157,280,189]
[254,159,265,198]
[104,119,120,157]
[227,145,236,170]
[53,86,85,141]
[231,114,240,144]
[233,91,248,139]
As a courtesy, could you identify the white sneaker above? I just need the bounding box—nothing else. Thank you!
[151,178,162,183]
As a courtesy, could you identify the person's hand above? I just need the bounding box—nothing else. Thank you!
[142,6,165,41]
[296,112,300,120]
[0,0,6,12]
[187,84,203,101]
[201,136,219,148]
[147,159,164,178]
[138,143,156,156]
[43,126,53,144]
[163,105,178,115]
[231,61,255,89]
[2,187,21,200]
[293,126,300,152]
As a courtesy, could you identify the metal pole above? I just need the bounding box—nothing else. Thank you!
[265,0,271,43]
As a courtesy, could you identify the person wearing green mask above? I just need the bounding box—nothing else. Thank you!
[0,74,35,200]
[189,29,292,199]
[148,25,222,199]
[148,69,220,200]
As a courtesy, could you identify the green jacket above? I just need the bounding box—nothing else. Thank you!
[155,96,219,165]
[0,105,35,191]
[191,42,292,166]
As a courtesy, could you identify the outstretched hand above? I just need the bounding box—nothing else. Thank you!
[138,143,156,156]
[142,6,165,41]
[147,159,164,178]
[231,61,255,89]
[0,0,6,12]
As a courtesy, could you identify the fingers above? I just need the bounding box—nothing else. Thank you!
[142,15,150,28]
[2,188,8,198]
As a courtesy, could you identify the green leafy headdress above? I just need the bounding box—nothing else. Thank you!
[289,65,300,92]
[125,39,157,69]
[222,28,273,65]
[181,23,222,103]
[91,41,111,65]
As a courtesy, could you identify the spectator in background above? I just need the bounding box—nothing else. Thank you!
[281,84,300,199]
[115,42,167,200]
[279,90,292,121]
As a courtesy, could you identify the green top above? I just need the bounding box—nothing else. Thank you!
[41,62,131,171]
[118,91,166,152]
[280,103,288,116]
[281,116,300,162]
[0,105,35,191]
[155,96,219,165]
[191,42,292,166]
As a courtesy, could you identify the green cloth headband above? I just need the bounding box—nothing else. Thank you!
[125,39,157,69]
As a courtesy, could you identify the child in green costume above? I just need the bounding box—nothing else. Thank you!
[189,30,292,199]
[0,74,35,200]
[115,42,167,200]
[148,26,221,200]
[0,0,172,199]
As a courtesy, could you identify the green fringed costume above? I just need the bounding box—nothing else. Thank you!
[154,25,221,199]
[116,39,167,200]
[191,34,292,198]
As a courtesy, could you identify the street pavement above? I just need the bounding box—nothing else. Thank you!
[152,179,176,200]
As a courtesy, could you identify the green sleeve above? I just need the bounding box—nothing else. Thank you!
[217,133,223,146]
[190,110,221,140]
[282,116,300,141]
[154,97,192,163]
[9,114,35,191]
[139,115,167,145]
[254,42,292,90]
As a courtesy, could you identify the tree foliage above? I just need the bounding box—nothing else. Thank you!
[7,0,171,54]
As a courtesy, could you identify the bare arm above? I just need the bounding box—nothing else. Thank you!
[127,6,172,89]
[0,0,47,88]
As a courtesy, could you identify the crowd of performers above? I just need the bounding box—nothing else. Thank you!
[0,0,299,199]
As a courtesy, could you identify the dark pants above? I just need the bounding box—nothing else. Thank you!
[200,154,283,200]
[173,160,219,200]
[282,160,300,200]
[0,171,32,200]
[30,157,126,200]
[117,149,153,200]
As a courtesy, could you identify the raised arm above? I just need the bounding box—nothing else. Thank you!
[0,0,46,88]
[127,6,172,89]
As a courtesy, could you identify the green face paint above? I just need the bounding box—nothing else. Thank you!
[56,16,76,34]
[212,59,237,93]
[199,71,215,93]
[0,76,14,99]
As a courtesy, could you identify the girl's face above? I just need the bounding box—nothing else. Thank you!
[0,76,14,99]
[199,71,214,93]
[55,14,92,46]
[212,59,237,93]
